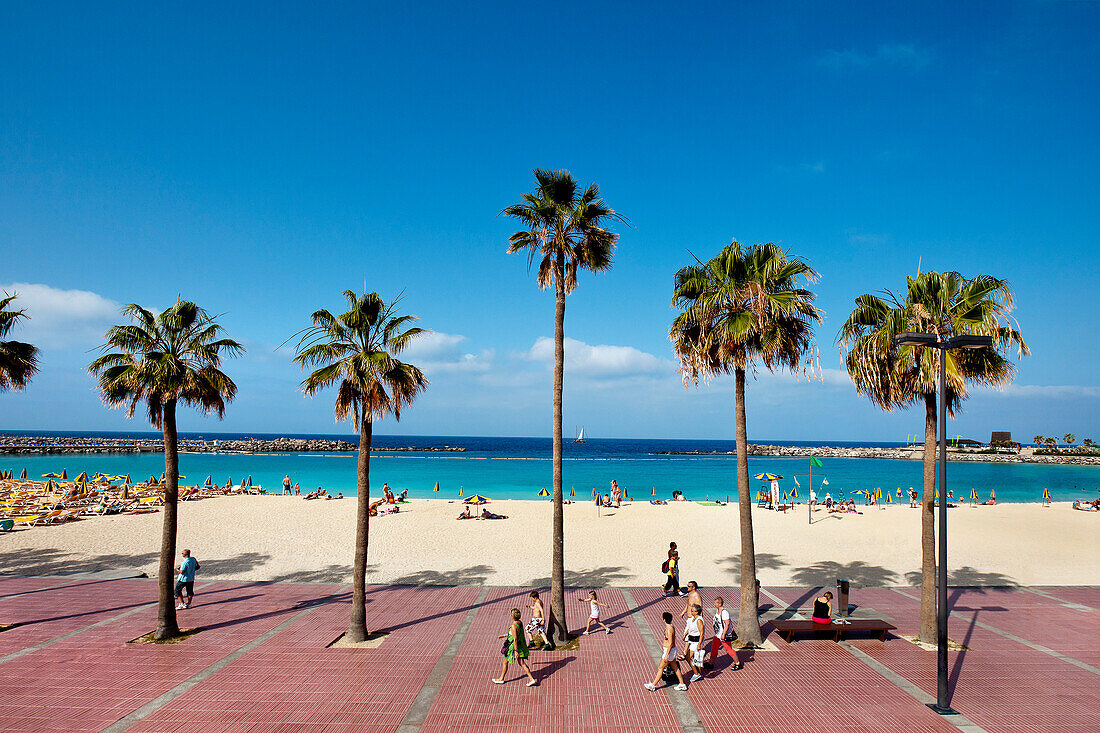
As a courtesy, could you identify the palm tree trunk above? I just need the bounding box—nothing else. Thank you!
[548,267,567,645]
[734,367,762,645]
[348,411,373,643]
[154,400,181,641]
[919,393,937,644]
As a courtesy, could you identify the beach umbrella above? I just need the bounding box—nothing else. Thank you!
[149,475,159,485]
[886,492,892,503]
[538,488,550,497]
[459,486,463,497]
[463,494,490,505]
[896,488,902,497]
[652,486,656,496]
[204,476,212,486]
[594,495,600,506]
[75,472,88,483]
[42,472,62,478]
[753,473,783,481]
[20,468,26,480]
[433,481,439,492]
[61,469,67,479]
[791,488,798,498]
[990,488,995,500]
[570,487,575,497]
[592,487,597,497]
[124,474,131,484]
[45,480,55,491]
[246,476,253,487]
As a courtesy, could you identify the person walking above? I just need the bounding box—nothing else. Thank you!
[174,549,200,610]
[704,596,740,671]
[494,608,537,686]
[525,590,552,649]
[682,603,706,682]
[679,581,702,619]
[282,474,292,495]
[580,591,612,635]
[645,612,687,691]
[662,546,681,597]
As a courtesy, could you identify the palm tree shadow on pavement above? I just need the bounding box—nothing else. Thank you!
[904,566,1019,588]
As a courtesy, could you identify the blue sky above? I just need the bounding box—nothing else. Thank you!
[2,1,1097,442]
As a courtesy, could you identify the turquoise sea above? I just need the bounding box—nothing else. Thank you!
[2,433,1097,503]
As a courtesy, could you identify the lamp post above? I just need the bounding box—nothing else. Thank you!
[894,332,993,715]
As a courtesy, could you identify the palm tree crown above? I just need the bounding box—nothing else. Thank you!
[671,240,822,378]
[0,292,40,392]
[838,271,1028,415]
[502,168,629,290]
[88,300,244,423]
[292,290,428,425]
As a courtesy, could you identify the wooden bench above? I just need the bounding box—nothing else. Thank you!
[770,618,896,643]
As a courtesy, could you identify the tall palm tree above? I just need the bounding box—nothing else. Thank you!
[1032,435,1044,448]
[671,240,821,645]
[839,271,1027,643]
[291,290,428,643]
[0,293,40,392]
[1063,433,1076,449]
[89,300,243,640]
[502,168,628,644]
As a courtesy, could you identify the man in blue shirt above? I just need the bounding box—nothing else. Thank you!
[174,549,200,610]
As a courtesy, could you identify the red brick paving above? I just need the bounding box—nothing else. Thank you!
[0,578,1096,732]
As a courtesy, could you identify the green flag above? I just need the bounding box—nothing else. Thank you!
[810,456,823,468]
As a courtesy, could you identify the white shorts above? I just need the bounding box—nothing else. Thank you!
[662,646,678,662]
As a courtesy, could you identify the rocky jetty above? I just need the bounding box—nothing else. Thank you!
[0,436,463,455]
[651,443,1100,465]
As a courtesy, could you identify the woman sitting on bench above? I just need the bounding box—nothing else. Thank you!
[812,591,833,624]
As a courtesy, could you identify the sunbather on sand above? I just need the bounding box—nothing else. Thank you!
[368,498,386,516]
[481,507,507,520]
[383,484,395,503]
[457,506,473,519]
[1072,500,1099,511]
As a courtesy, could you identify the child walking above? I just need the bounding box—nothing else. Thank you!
[494,608,537,686]
[580,590,611,635]
[525,590,552,649]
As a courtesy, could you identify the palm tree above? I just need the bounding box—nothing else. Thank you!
[1063,433,1076,450]
[89,300,243,640]
[0,293,40,392]
[502,168,627,644]
[291,290,428,642]
[839,271,1027,644]
[671,240,821,645]
[1032,435,1044,448]
[1045,437,1058,451]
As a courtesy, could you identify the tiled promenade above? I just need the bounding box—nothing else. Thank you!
[0,576,1096,732]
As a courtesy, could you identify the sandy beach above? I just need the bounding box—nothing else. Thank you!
[3,496,1098,588]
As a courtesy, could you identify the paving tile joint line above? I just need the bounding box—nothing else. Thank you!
[892,588,1100,676]
[100,601,320,733]
[621,588,707,733]
[395,586,490,733]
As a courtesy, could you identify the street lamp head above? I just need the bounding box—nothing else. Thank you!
[946,334,994,350]
[894,332,939,348]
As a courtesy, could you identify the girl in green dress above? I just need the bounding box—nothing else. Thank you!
[494,608,537,686]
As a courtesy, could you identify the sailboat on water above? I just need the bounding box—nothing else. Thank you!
[572,426,587,443]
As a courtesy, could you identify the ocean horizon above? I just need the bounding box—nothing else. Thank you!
[2,431,1097,504]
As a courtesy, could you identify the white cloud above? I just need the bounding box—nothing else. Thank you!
[820,43,934,70]
[982,384,1100,399]
[522,336,674,379]
[1,282,121,348]
[401,331,493,373]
